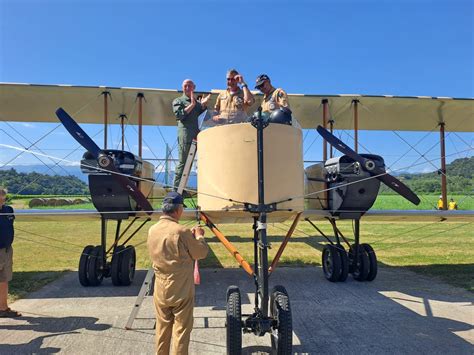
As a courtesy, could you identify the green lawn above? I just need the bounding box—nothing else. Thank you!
[372,194,474,210]
[8,217,473,303]
[12,194,474,211]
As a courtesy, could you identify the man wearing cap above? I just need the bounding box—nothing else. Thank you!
[147,191,209,355]
[255,74,300,128]
[172,79,211,190]
[0,187,21,318]
[213,68,255,124]
[255,74,290,113]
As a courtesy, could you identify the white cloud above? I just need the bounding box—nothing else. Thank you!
[20,123,36,129]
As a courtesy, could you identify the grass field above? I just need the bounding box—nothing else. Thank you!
[8,217,473,304]
[10,194,474,211]
[372,194,474,210]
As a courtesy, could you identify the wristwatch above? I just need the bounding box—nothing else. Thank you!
[241,83,248,88]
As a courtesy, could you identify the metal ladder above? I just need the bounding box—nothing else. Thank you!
[125,139,197,330]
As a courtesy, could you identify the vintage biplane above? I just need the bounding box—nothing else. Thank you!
[0,82,473,353]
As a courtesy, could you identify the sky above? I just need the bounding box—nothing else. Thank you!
[0,0,473,175]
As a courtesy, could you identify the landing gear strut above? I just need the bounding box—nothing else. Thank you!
[307,217,378,283]
[78,216,147,287]
[220,109,293,354]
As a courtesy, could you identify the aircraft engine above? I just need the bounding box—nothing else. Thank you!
[81,150,155,218]
[305,154,384,219]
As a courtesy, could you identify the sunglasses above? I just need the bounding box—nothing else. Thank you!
[226,77,236,82]
[256,83,265,90]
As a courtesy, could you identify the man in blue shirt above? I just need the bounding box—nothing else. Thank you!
[0,187,21,317]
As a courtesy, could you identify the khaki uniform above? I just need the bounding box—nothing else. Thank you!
[214,88,254,123]
[261,88,289,113]
[147,215,209,355]
[261,87,300,128]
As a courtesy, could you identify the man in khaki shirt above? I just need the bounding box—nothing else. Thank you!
[255,74,290,112]
[147,192,209,355]
[213,68,255,124]
[255,74,300,127]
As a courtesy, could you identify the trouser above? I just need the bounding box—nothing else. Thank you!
[153,283,194,355]
[173,130,194,190]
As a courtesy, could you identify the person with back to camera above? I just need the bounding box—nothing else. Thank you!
[147,191,209,354]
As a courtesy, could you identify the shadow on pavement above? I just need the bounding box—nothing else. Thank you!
[0,315,110,353]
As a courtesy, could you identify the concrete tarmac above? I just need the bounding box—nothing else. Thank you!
[0,267,473,354]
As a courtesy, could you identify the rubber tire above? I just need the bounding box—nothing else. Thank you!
[335,245,349,282]
[119,246,136,286]
[270,285,292,355]
[361,243,378,281]
[226,286,242,355]
[111,245,125,286]
[350,245,370,282]
[78,245,94,286]
[322,244,341,282]
[87,245,105,286]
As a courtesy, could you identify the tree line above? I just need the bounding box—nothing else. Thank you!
[1,156,472,195]
[0,168,88,195]
[381,157,473,194]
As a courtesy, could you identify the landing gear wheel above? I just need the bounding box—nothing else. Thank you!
[78,245,94,286]
[111,245,125,286]
[322,244,341,282]
[119,245,136,286]
[87,245,105,286]
[361,243,378,281]
[226,286,242,355]
[335,245,349,282]
[350,245,370,281]
[270,285,292,355]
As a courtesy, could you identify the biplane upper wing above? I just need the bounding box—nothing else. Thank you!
[1,83,473,131]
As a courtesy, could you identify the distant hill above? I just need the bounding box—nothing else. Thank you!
[0,168,89,195]
[3,156,470,195]
[0,165,197,195]
[0,164,88,182]
[382,156,474,194]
